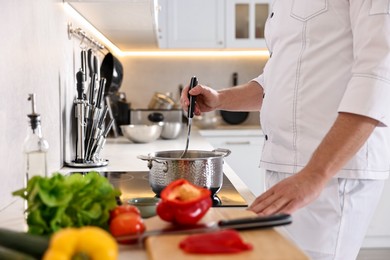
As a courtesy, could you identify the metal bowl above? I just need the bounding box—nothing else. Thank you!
[120,124,162,143]
[160,122,183,139]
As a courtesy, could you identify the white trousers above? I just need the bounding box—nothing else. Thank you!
[265,171,385,260]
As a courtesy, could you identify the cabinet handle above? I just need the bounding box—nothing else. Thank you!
[225,141,250,145]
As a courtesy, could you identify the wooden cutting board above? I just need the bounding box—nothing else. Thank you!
[144,208,309,260]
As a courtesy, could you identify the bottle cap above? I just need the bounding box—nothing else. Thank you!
[27,94,41,130]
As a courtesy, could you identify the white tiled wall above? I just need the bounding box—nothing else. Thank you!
[0,0,87,209]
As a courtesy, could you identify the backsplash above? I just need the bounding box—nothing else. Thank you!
[118,55,267,110]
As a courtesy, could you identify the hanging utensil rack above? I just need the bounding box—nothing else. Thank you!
[67,22,105,50]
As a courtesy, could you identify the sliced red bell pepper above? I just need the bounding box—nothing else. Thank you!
[179,229,253,254]
[156,179,212,225]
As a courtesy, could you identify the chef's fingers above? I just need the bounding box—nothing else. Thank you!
[247,189,274,210]
[249,196,291,216]
[248,191,280,214]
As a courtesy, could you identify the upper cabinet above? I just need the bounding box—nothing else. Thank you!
[225,0,269,48]
[158,0,270,49]
[158,0,225,49]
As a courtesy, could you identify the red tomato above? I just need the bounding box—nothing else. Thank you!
[109,212,146,244]
[109,204,140,222]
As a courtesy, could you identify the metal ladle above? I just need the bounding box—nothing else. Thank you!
[180,76,198,158]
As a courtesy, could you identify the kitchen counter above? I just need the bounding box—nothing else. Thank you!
[0,127,307,259]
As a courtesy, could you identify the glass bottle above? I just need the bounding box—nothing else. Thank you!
[24,94,49,184]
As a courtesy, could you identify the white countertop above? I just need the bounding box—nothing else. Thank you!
[0,127,257,260]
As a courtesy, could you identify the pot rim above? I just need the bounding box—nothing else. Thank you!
[139,149,231,161]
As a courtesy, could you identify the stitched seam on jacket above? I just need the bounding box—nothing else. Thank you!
[260,160,390,172]
[292,21,307,173]
[352,73,390,84]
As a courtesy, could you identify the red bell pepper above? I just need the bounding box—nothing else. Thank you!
[156,179,212,225]
[179,229,253,254]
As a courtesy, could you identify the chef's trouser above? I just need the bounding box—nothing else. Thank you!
[265,171,385,260]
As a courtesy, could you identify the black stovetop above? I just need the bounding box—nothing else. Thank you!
[100,171,247,207]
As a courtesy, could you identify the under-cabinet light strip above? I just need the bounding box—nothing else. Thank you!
[119,50,270,57]
[64,3,121,54]
[64,3,269,58]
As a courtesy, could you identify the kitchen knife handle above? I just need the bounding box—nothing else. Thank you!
[218,214,292,230]
[89,74,97,106]
[81,50,87,82]
[76,70,84,100]
[188,76,198,119]
[96,78,106,109]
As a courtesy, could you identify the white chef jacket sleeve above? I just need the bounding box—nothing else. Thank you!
[251,74,265,89]
[338,1,390,127]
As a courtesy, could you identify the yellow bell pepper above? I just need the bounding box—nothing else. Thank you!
[43,227,118,260]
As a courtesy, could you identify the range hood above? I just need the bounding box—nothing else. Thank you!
[67,0,159,51]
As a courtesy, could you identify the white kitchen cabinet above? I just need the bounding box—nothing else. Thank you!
[225,0,269,48]
[158,0,225,49]
[158,0,270,49]
[200,128,265,197]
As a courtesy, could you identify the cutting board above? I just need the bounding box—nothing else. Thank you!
[144,208,309,260]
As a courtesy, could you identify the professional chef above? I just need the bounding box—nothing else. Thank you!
[181,1,390,259]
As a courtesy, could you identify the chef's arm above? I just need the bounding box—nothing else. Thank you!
[185,80,264,115]
[306,112,379,181]
[249,111,380,215]
[217,80,264,111]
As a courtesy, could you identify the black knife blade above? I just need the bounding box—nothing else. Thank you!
[115,213,292,243]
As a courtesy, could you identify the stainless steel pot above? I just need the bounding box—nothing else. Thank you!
[138,149,231,196]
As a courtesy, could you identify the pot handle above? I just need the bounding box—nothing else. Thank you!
[137,155,168,172]
[212,148,231,157]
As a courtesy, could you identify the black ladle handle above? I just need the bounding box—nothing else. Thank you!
[188,76,198,119]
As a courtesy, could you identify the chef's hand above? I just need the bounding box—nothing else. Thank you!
[180,84,220,116]
[248,170,327,216]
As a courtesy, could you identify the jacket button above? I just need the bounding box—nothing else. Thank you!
[270,12,274,18]
[265,135,268,140]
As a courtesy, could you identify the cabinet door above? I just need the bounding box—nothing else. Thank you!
[163,0,225,48]
[206,135,265,197]
[226,0,269,48]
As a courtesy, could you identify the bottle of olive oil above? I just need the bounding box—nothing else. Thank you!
[24,94,49,184]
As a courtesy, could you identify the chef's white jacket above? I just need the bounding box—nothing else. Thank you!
[253,0,390,179]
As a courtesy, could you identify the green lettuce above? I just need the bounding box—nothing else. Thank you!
[12,172,121,235]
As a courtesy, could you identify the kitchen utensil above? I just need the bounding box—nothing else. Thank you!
[147,112,182,139]
[85,73,97,146]
[121,123,163,143]
[147,112,164,123]
[90,118,114,161]
[180,76,198,158]
[85,78,107,160]
[115,213,292,243]
[160,122,182,139]
[145,208,308,260]
[128,197,161,218]
[100,52,123,95]
[75,70,86,163]
[193,111,220,129]
[220,72,249,125]
[81,49,87,82]
[148,92,176,110]
[93,54,100,80]
[138,148,231,196]
[105,95,119,137]
[87,48,94,78]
